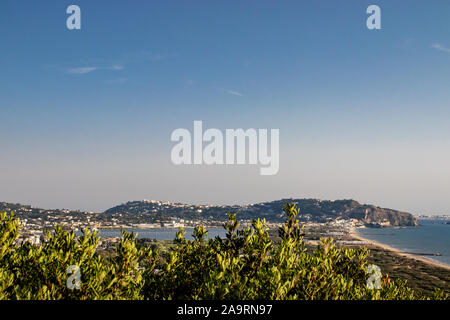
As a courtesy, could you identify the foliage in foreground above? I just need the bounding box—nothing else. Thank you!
[0,204,447,300]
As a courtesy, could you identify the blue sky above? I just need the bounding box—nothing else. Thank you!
[1,1,450,214]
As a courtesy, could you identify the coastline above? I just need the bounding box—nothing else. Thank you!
[349,228,450,271]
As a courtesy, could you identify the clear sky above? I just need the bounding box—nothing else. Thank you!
[1,0,450,215]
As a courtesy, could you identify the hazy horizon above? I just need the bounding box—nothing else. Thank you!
[1,1,450,215]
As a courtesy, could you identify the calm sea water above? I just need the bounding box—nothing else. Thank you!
[96,228,227,241]
[92,221,450,266]
[357,219,450,266]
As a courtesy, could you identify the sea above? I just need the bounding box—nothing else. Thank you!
[96,227,227,241]
[357,219,450,266]
[95,220,450,266]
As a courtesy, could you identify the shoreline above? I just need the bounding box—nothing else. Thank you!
[349,228,450,271]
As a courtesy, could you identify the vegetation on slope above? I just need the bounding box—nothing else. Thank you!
[0,204,445,300]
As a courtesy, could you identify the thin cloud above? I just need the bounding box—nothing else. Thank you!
[121,51,174,63]
[62,51,170,75]
[184,80,196,88]
[110,65,124,70]
[137,51,172,61]
[66,67,97,74]
[401,38,415,48]
[107,78,127,84]
[226,89,243,97]
[432,43,450,53]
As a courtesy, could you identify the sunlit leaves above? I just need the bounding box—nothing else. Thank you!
[0,205,447,300]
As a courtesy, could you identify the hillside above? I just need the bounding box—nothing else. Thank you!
[104,198,419,227]
[0,198,418,228]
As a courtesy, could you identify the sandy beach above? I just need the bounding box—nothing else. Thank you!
[350,228,450,271]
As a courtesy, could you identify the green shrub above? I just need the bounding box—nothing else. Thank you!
[0,205,447,300]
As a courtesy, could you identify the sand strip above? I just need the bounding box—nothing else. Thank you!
[349,229,450,271]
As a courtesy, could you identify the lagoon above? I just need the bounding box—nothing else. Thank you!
[96,228,227,241]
